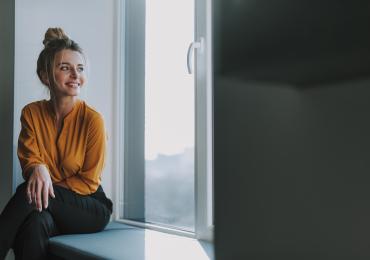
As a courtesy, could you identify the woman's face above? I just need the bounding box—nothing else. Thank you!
[51,49,86,98]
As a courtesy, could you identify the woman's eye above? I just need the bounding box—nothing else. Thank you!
[77,67,84,72]
[60,66,69,71]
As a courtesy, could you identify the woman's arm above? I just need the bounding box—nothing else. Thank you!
[65,113,106,194]
[17,107,45,179]
[17,107,55,211]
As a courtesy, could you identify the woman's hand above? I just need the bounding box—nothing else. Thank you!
[27,164,55,211]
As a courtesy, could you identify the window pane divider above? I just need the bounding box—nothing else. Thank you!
[194,0,214,242]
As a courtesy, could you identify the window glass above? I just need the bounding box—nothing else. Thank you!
[144,0,195,231]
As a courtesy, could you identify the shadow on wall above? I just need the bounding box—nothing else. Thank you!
[215,75,370,260]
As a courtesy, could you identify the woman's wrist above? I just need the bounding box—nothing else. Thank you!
[34,164,47,170]
[27,164,48,180]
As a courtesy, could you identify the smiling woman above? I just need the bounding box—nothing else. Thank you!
[37,31,86,100]
[51,50,86,97]
[0,27,112,260]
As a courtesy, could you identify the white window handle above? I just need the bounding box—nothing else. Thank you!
[187,37,204,74]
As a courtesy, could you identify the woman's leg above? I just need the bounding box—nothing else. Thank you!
[0,182,111,259]
[12,211,58,260]
[48,184,111,234]
[0,183,34,259]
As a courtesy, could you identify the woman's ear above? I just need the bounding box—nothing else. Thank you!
[40,71,50,86]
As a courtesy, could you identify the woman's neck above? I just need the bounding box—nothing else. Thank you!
[49,96,78,121]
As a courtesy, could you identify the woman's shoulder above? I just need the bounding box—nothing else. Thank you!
[79,100,105,124]
[21,100,48,115]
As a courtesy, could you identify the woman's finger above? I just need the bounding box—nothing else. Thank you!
[43,183,49,209]
[30,179,36,205]
[26,180,32,204]
[36,180,43,211]
[49,184,55,199]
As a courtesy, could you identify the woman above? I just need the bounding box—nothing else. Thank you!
[0,28,112,260]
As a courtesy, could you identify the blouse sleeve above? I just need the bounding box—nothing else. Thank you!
[17,107,45,180]
[65,114,106,194]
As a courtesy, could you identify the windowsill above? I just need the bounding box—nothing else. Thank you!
[49,221,214,260]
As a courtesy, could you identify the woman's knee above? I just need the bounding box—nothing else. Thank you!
[18,211,56,236]
[12,182,30,204]
[15,182,27,194]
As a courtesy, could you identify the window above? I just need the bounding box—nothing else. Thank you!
[115,0,213,241]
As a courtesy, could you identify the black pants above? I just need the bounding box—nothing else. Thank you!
[0,182,112,260]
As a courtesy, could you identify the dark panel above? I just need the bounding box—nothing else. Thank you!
[0,0,15,210]
[215,0,370,85]
[214,1,370,259]
[215,79,370,260]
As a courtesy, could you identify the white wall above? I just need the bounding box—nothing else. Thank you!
[14,0,118,199]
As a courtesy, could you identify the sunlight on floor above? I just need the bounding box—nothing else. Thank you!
[144,229,214,260]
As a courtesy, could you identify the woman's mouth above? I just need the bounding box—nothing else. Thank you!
[66,82,80,88]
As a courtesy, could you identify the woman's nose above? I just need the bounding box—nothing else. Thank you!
[70,68,78,78]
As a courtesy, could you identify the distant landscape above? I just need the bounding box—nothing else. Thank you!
[145,147,195,232]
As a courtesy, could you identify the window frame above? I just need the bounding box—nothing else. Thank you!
[113,0,213,241]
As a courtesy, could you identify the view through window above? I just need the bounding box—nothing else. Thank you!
[144,0,195,232]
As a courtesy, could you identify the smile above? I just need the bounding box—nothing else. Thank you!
[66,82,80,88]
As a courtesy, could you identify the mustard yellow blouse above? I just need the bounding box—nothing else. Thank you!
[17,99,106,195]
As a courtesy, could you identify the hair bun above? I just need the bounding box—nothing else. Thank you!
[42,27,70,47]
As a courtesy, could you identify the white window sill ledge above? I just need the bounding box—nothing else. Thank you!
[46,221,214,260]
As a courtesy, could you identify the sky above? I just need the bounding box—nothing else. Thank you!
[145,0,195,160]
